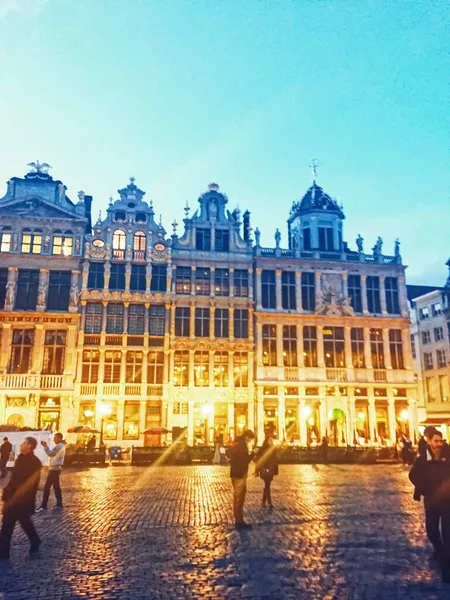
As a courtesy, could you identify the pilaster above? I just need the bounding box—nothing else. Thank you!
[382,329,392,369]
[275,269,282,311]
[4,267,17,311]
[317,325,325,368]
[363,327,372,369]
[315,272,321,310]
[36,269,49,311]
[380,276,387,315]
[361,275,369,314]
[295,271,302,312]
[255,268,262,310]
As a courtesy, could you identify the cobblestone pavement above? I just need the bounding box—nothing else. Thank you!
[0,463,448,599]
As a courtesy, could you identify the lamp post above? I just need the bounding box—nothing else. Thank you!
[99,404,112,445]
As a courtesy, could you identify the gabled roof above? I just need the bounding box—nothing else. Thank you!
[407,284,444,303]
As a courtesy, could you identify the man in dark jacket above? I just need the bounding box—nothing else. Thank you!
[0,437,12,478]
[230,430,254,529]
[0,436,42,559]
[409,428,450,581]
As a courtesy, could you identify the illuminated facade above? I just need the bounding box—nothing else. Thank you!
[0,165,419,446]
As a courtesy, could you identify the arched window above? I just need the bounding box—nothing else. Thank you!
[133,231,146,260]
[53,230,73,256]
[22,228,42,254]
[112,229,126,258]
[0,227,11,253]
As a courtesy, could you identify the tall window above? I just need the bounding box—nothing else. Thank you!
[434,327,444,342]
[195,268,210,295]
[52,231,73,256]
[214,308,229,338]
[112,229,126,258]
[234,309,248,339]
[47,271,71,311]
[318,226,334,251]
[214,269,229,296]
[440,375,450,402]
[323,327,345,368]
[281,271,296,310]
[130,265,146,291]
[367,276,381,313]
[150,266,167,292]
[147,351,164,383]
[175,307,190,337]
[174,351,189,386]
[106,304,124,334]
[261,270,276,309]
[303,227,311,250]
[215,229,229,252]
[9,330,34,373]
[370,329,385,369]
[0,268,7,309]
[389,329,404,370]
[128,305,145,334]
[149,305,165,336]
[437,349,447,369]
[15,269,39,310]
[81,349,99,383]
[84,303,102,334]
[42,330,66,375]
[303,326,317,367]
[233,352,248,387]
[233,269,248,297]
[283,325,297,367]
[348,275,362,313]
[126,351,143,383]
[301,272,315,311]
[214,352,229,386]
[194,351,209,386]
[424,352,433,371]
[195,308,210,337]
[21,229,42,254]
[88,263,105,289]
[411,334,416,359]
[419,307,429,320]
[385,277,400,314]
[0,227,11,252]
[133,231,146,259]
[175,267,191,294]
[109,264,126,291]
[422,331,431,345]
[262,324,277,366]
[432,303,442,317]
[351,328,365,368]
[196,228,211,251]
[104,350,122,382]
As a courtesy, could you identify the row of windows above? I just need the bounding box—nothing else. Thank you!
[419,302,442,320]
[0,228,75,256]
[85,304,166,335]
[174,308,248,338]
[261,272,401,314]
[424,349,448,371]
[262,325,404,370]
[88,263,167,292]
[426,374,450,403]
[0,269,71,311]
[8,329,66,374]
[421,327,445,345]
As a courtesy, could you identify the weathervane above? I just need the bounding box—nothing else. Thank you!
[309,158,320,183]
[27,160,51,174]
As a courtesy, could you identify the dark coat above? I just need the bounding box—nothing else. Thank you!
[418,437,428,457]
[230,437,252,479]
[2,453,41,517]
[409,452,450,507]
[0,441,12,462]
[256,444,279,479]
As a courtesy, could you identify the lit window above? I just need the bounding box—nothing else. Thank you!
[0,228,11,252]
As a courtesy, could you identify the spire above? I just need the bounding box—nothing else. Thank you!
[309,158,319,185]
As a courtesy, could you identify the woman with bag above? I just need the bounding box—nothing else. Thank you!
[256,435,278,510]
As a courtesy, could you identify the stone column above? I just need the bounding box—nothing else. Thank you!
[317,325,325,368]
[299,399,307,446]
[228,402,235,438]
[189,305,196,339]
[190,266,197,296]
[368,394,377,446]
[228,351,234,389]
[255,322,263,366]
[342,273,349,299]
[361,275,369,314]
[315,272,321,310]
[229,306,234,340]
[81,261,89,291]
[248,307,254,342]
[188,350,195,387]
[124,263,131,292]
[276,324,284,367]
[248,268,254,302]
[170,265,176,294]
[170,305,176,337]
[0,324,12,372]
[295,271,302,312]
[210,267,215,297]
[278,389,286,441]
[387,391,397,444]
[187,399,195,446]
[31,325,45,372]
[140,400,147,438]
[166,264,173,294]
[275,269,282,311]
[402,328,413,370]
[363,327,372,369]
[144,303,150,338]
[398,276,410,317]
[247,398,255,432]
[64,325,78,377]
[69,270,81,313]
[210,306,216,341]
[256,386,265,444]
[103,261,111,292]
[229,267,234,299]
[255,268,262,310]
[380,276,387,315]
[36,269,49,312]
[208,350,214,389]
[146,263,152,294]
[319,396,327,438]
[344,326,352,368]
[382,329,392,369]
[101,302,108,333]
[3,267,17,311]
[408,393,416,442]
[123,303,129,337]
[117,401,125,441]
[248,351,255,388]
[348,389,356,446]
[163,350,170,384]
[297,324,304,368]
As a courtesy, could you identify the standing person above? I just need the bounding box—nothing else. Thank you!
[0,436,41,559]
[230,429,255,530]
[256,435,278,510]
[36,433,66,512]
[0,437,12,479]
[418,426,435,457]
[320,436,329,464]
[86,435,96,453]
[409,428,450,582]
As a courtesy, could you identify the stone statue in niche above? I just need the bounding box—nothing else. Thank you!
[254,227,261,246]
[209,200,217,218]
[5,277,16,306]
[356,234,364,253]
[70,283,80,308]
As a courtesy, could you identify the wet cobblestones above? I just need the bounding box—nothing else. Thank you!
[0,464,447,599]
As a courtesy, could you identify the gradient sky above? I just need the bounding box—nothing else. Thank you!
[0,0,448,285]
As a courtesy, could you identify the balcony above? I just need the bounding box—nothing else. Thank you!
[326,368,348,382]
[374,369,387,383]
[125,384,141,396]
[105,335,123,346]
[147,384,163,397]
[84,335,101,347]
[103,384,121,397]
[0,374,66,390]
[80,383,97,396]
[112,249,125,259]
[284,367,299,381]
[133,250,146,261]
[40,375,63,389]
[127,336,145,347]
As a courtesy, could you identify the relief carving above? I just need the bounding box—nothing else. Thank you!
[316,273,354,316]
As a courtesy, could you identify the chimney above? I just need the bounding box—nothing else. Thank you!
[84,195,93,233]
[243,210,250,242]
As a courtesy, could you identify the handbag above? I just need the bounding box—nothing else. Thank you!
[260,466,273,478]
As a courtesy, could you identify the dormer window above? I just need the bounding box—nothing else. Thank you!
[318,226,334,251]
[196,228,211,251]
[0,227,11,253]
[52,230,73,256]
[303,227,311,250]
[115,211,126,222]
[112,229,126,259]
[22,228,42,254]
[135,213,147,224]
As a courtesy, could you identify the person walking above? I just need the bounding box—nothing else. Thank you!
[256,435,278,510]
[230,429,255,530]
[86,435,96,453]
[0,436,42,559]
[36,432,66,512]
[409,427,450,582]
[320,436,329,464]
[0,437,12,479]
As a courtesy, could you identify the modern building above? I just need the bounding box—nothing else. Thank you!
[0,164,419,447]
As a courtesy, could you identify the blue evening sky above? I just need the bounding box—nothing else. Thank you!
[0,0,448,284]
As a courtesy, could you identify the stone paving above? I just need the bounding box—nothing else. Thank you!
[0,463,448,599]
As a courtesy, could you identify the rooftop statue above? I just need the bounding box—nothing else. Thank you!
[372,236,383,258]
[254,227,261,246]
[27,160,52,174]
[356,234,364,253]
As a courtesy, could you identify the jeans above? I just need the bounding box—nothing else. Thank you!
[42,470,63,508]
[0,513,41,555]
[231,477,247,524]
[425,500,450,559]
[262,477,273,506]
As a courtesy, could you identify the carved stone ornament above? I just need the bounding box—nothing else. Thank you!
[316,273,355,317]
[122,291,132,302]
[8,397,26,407]
[5,277,16,307]
[151,251,169,263]
[89,246,108,259]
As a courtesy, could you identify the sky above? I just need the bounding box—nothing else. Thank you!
[0,0,448,285]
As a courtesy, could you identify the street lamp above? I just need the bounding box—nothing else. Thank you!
[99,404,112,445]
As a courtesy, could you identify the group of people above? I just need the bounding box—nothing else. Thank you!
[0,433,66,559]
